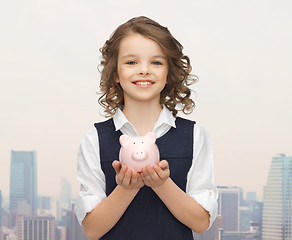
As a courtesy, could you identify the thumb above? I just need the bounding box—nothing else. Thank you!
[112,160,121,174]
[158,160,169,169]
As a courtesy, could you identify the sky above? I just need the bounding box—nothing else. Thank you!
[0,0,291,202]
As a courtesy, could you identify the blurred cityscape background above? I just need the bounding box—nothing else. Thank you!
[0,151,291,240]
[1,1,291,240]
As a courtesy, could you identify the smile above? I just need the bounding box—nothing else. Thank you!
[132,80,154,86]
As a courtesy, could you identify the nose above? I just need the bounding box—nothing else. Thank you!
[138,63,150,76]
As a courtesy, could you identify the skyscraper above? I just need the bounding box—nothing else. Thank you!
[38,196,51,211]
[9,150,37,218]
[262,154,292,240]
[218,186,241,231]
[60,178,72,210]
[0,190,2,228]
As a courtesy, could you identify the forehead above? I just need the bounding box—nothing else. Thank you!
[118,33,165,58]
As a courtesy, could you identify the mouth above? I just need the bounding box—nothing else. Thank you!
[132,80,155,86]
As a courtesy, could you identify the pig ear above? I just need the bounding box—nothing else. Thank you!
[119,135,130,147]
[145,132,156,143]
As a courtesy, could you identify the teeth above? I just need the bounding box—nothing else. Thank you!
[136,82,152,85]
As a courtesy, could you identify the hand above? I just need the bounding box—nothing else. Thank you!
[140,160,170,188]
[112,160,144,190]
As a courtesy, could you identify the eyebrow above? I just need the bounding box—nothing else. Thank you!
[121,54,166,59]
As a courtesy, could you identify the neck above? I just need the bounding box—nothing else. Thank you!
[123,101,162,136]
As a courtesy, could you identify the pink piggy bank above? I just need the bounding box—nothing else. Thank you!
[119,132,160,172]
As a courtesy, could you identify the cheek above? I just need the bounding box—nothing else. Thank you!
[160,69,168,82]
[118,67,132,80]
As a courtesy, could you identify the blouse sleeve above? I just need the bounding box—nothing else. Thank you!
[74,129,107,225]
[186,124,218,229]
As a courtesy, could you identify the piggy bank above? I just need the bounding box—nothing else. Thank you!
[119,132,160,172]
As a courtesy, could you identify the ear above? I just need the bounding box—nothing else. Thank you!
[119,135,130,147]
[145,132,156,144]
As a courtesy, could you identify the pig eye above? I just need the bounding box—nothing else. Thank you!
[142,142,144,144]
[133,142,135,144]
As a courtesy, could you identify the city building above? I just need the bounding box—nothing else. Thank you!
[219,229,257,240]
[193,185,263,240]
[246,192,257,202]
[16,202,32,218]
[0,206,9,230]
[16,216,55,240]
[64,204,88,240]
[0,190,2,228]
[38,196,51,211]
[9,151,37,219]
[239,206,252,231]
[55,226,66,240]
[37,196,52,217]
[251,202,263,223]
[262,154,292,240]
[60,178,72,211]
[218,186,241,231]
[251,202,263,239]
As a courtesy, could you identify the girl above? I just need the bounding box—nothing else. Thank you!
[75,16,218,240]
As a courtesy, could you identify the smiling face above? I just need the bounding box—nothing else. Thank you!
[116,33,168,106]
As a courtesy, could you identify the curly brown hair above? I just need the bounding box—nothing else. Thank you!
[98,16,198,117]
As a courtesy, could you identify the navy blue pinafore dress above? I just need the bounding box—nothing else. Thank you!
[94,117,196,240]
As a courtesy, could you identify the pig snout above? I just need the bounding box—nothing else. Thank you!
[131,149,148,161]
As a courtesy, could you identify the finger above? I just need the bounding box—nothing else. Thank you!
[154,164,168,179]
[117,166,127,184]
[112,161,121,174]
[123,168,132,186]
[145,166,158,182]
[153,164,163,177]
[131,171,138,185]
[146,166,160,182]
[158,160,169,170]
[140,171,146,182]
[141,168,150,183]
[137,173,143,183]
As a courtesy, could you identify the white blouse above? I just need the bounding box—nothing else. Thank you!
[74,106,218,230]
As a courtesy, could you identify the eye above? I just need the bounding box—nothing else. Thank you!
[141,142,144,144]
[133,142,135,144]
[127,61,137,65]
[152,61,162,65]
